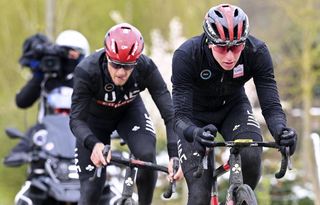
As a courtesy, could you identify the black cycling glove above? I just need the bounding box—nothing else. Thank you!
[184,124,217,143]
[184,124,218,155]
[274,126,297,155]
[193,124,217,146]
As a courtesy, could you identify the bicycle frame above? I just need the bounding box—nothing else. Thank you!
[193,139,292,205]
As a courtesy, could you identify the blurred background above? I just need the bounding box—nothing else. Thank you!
[0,0,320,204]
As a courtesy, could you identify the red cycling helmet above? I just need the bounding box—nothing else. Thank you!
[104,23,144,64]
[203,4,249,46]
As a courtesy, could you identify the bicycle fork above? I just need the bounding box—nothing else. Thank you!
[225,148,243,204]
[210,148,243,205]
[122,164,137,198]
[210,148,231,205]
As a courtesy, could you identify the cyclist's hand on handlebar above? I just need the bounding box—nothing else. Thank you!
[183,124,217,155]
[90,143,110,167]
[193,124,217,146]
[168,158,184,182]
[275,127,298,155]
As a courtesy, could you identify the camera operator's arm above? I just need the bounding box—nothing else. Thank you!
[16,55,45,108]
[16,73,42,108]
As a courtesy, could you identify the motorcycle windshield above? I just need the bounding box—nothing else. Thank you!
[42,115,76,158]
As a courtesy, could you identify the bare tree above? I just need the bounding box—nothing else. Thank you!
[45,0,56,40]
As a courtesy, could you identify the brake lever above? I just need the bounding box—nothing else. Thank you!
[89,145,111,181]
[285,146,292,170]
[163,157,179,199]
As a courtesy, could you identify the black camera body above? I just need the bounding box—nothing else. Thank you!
[19,35,74,77]
[36,44,70,76]
[40,55,61,73]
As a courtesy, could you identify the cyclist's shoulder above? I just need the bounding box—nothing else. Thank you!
[134,54,159,78]
[136,54,156,70]
[175,34,205,56]
[79,49,103,69]
[75,49,104,78]
[245,35,269,54]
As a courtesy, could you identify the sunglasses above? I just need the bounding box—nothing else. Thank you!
[210,43,245,55]
[108,59,137,70]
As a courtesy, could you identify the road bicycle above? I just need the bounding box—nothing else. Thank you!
[90,144,179,205]
[193,138,292,205]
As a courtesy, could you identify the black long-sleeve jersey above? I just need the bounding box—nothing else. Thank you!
[70,50,177,158]
[15,76,73,108]
[172,34,287,139]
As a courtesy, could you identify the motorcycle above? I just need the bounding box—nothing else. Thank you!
[5,86,80,205]
[6,115,80,205]
[5,86,126,205]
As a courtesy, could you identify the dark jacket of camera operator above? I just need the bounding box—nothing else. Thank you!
[16,34,82,108]
[16,55,78,108]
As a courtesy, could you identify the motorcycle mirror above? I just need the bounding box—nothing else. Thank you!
[5,127,25,139]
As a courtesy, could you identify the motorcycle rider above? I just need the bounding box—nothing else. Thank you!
[69,23,183,205]
[3,30,90,166]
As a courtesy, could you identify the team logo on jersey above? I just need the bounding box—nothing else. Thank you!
[233,64,244,78]
[104,83,114,92]
[200,69,212,80]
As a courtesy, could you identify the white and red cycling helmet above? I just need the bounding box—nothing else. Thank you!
[203,4,250,46]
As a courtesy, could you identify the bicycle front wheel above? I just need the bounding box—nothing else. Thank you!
[115,197,137,205]
[235,184,258,205]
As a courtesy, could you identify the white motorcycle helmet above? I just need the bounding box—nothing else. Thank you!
[46,86,73,115]
[55,30,90,57]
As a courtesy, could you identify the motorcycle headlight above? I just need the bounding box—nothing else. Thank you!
[32,129,48,146]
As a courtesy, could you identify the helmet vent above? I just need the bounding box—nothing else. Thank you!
[234,9,239,17]
[234,24,239,39]
[214,10,223,18]
[223,27,229,39]
[128,44,135,56]
[121,26,131,30]
[211,23,219,38]
[114,42,119,54]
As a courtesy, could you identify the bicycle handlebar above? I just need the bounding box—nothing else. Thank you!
[89,145,177,199]
[162,157,179,199]
[194,139,292,179]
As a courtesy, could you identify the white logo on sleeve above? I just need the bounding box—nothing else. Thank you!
[247,110,260,128]
[144,114,156,134]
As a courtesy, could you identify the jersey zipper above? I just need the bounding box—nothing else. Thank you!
[220,72,225,82]
[221,72,226,105]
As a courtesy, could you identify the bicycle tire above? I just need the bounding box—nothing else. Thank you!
[235,184,258,205]
[116,197,137,205]
[124,198,137,205]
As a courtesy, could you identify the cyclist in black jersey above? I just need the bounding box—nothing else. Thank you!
[171,4,297,205]
[69,23,183,205]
